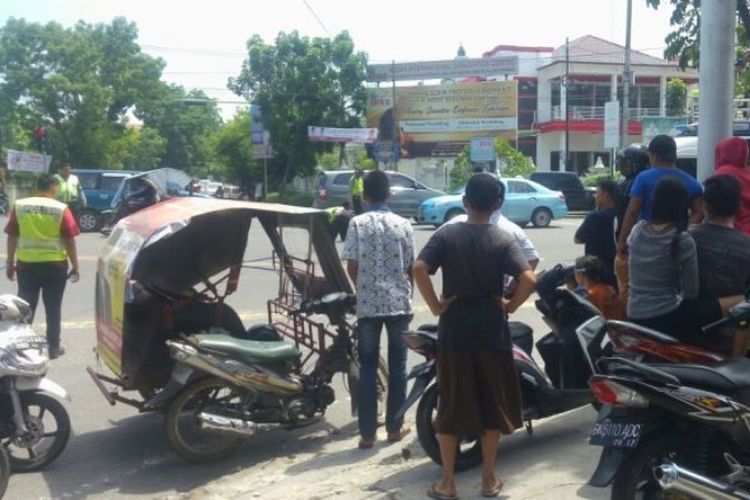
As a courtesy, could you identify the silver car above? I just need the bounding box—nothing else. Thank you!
[313,170,444,220]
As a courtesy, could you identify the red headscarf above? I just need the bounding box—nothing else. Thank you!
[715,137,750,235]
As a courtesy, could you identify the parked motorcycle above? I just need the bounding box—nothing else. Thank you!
[162,292,357,462]
[587,301,750,499]
[395,265,609,470]
[0,295,71,471]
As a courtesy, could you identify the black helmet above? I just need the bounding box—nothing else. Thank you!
[616,144,649,177]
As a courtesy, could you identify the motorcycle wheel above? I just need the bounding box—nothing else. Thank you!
[0,447,9,499]
[416,384,482,471]
[3,392,71,472]
[165,377,247,463]
[611,431,692,500]
[346,353,388,421]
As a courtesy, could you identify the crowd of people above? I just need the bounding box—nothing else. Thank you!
[341,133,750,499]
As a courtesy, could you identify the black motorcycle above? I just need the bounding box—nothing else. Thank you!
[588,301,750,499]
[395,265,607,470]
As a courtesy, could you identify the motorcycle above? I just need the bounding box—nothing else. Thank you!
[587,301,750,499]
[88,198,388,462]
[395,265,609,471]
[0,295,71,472]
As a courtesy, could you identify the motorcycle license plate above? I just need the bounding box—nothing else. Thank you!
[589,419,643,448]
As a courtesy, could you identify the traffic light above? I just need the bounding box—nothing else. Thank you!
[34,127,51,154]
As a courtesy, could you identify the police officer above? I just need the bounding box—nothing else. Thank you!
[613,144,649,308]
[54,163,87,221]
[4,174,81,359]
[350,168,364,215]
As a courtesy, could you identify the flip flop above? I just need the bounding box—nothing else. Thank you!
[427,483,458,500]
[481,478,504,497]
[387,427,412,443]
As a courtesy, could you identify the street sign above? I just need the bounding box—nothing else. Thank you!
[373,140,400,163]
[367,56,519,82]
[470,137,496,163]
[642,117,689,143]
[307,126,378,143]
[604,101,620,149]
[252,131,273,160]
[250,104,265,145]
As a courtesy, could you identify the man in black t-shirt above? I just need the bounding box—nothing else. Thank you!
[575,179,618,278]
[413,173,536,499]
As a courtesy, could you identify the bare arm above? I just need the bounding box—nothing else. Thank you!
[616,197,643,256]
[62,237,79,278]
[689,196,704,224]
[413,260,453,316]
[6,234,17,281]
[346,260,358,287]
[505,270,536,314]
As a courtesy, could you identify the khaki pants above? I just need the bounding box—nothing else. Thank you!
[614,255,629,312]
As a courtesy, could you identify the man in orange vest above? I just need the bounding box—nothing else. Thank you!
[5,174,81,359]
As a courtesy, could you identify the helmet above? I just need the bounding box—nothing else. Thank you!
[616,144,649,177]
[0,295,32,323]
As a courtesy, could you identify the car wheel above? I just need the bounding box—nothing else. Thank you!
[77,209,100,232]
[444,208,465,223]
[530,208,553,228]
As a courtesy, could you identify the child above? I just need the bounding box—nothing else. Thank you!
[574,255,624,320]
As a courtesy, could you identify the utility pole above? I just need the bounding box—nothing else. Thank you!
[620,0,633,150]
[391,60,399,171]
[564,37,570,172]
[697,0,735,181]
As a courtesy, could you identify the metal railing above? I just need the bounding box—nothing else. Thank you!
[548,105,662,121]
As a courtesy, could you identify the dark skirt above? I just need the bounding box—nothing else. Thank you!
[435,349,523,436]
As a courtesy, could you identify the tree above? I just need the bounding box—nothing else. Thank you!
[107,127,166,170]
[0,17,167,167]
[666,78,689,116]
[229,31,368,193]
[646,1,750,69]
[211,109,256,184]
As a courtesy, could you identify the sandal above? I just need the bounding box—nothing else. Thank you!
[358,438,375,449]
[481,478,504,497]
[427,483,457,500]
[387,427,411,443]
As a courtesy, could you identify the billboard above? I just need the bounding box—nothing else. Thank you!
[366,81,517,158]
[307,126,378,143]
[642,117,689,143]
[367,57,519,82]
[7,150,50,173]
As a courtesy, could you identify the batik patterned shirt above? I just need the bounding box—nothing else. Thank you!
[342,208,414,318]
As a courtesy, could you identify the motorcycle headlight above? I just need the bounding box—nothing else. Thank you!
[0,344,49,376]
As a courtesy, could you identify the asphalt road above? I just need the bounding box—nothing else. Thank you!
[1,215,589,499]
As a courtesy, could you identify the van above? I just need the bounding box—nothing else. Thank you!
[529,171,594,211]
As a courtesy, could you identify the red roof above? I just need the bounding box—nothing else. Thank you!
[483,44,555,58]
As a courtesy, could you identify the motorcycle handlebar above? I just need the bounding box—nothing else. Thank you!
[702,316,733,334]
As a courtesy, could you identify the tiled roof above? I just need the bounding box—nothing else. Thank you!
[549,35,675,67]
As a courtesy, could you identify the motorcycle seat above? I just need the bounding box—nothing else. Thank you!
[194,334,301,364]
[650,358,750,392]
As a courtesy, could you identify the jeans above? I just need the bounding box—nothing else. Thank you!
[357,315,410,440]
[17,262,68,349]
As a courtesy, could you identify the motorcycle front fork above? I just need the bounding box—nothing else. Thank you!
[8,382,27,434]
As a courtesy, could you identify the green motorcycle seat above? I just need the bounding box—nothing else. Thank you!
[194,334,301,364]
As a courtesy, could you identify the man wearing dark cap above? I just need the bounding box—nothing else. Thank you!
[413,173,537,499]
[617,134,704,260]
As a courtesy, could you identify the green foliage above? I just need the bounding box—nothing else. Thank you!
[107,127,165,170]
[210,109,254,184]
[581,171,622,188]
[666,78,688,116]
[316,151,340,170]
[451,138,534,190]
[229,31,368,192]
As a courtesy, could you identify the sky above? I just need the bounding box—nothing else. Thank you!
[1,0,675,118]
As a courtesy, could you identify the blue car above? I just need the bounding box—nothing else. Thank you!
[418,178,568,228]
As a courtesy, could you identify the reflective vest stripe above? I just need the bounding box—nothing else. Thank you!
[15,197,68,263]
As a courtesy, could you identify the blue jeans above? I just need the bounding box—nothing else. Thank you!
[357,315,410,440]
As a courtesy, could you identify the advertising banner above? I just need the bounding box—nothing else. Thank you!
[367,57,519,82]
[7,150,50,173]
[307,126,378,143]
[642,117,689,143]
[366,81,517,158]
[604,101,620,149]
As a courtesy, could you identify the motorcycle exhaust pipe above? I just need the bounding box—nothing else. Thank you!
[655,462,750,500]
[198,413,279,437]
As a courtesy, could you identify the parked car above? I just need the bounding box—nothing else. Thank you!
[418,178,568,228]
[74,169,138,232]
[529,171,594,211]
[313,170,444,219]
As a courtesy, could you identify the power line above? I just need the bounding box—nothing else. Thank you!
[301,0,331,36]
